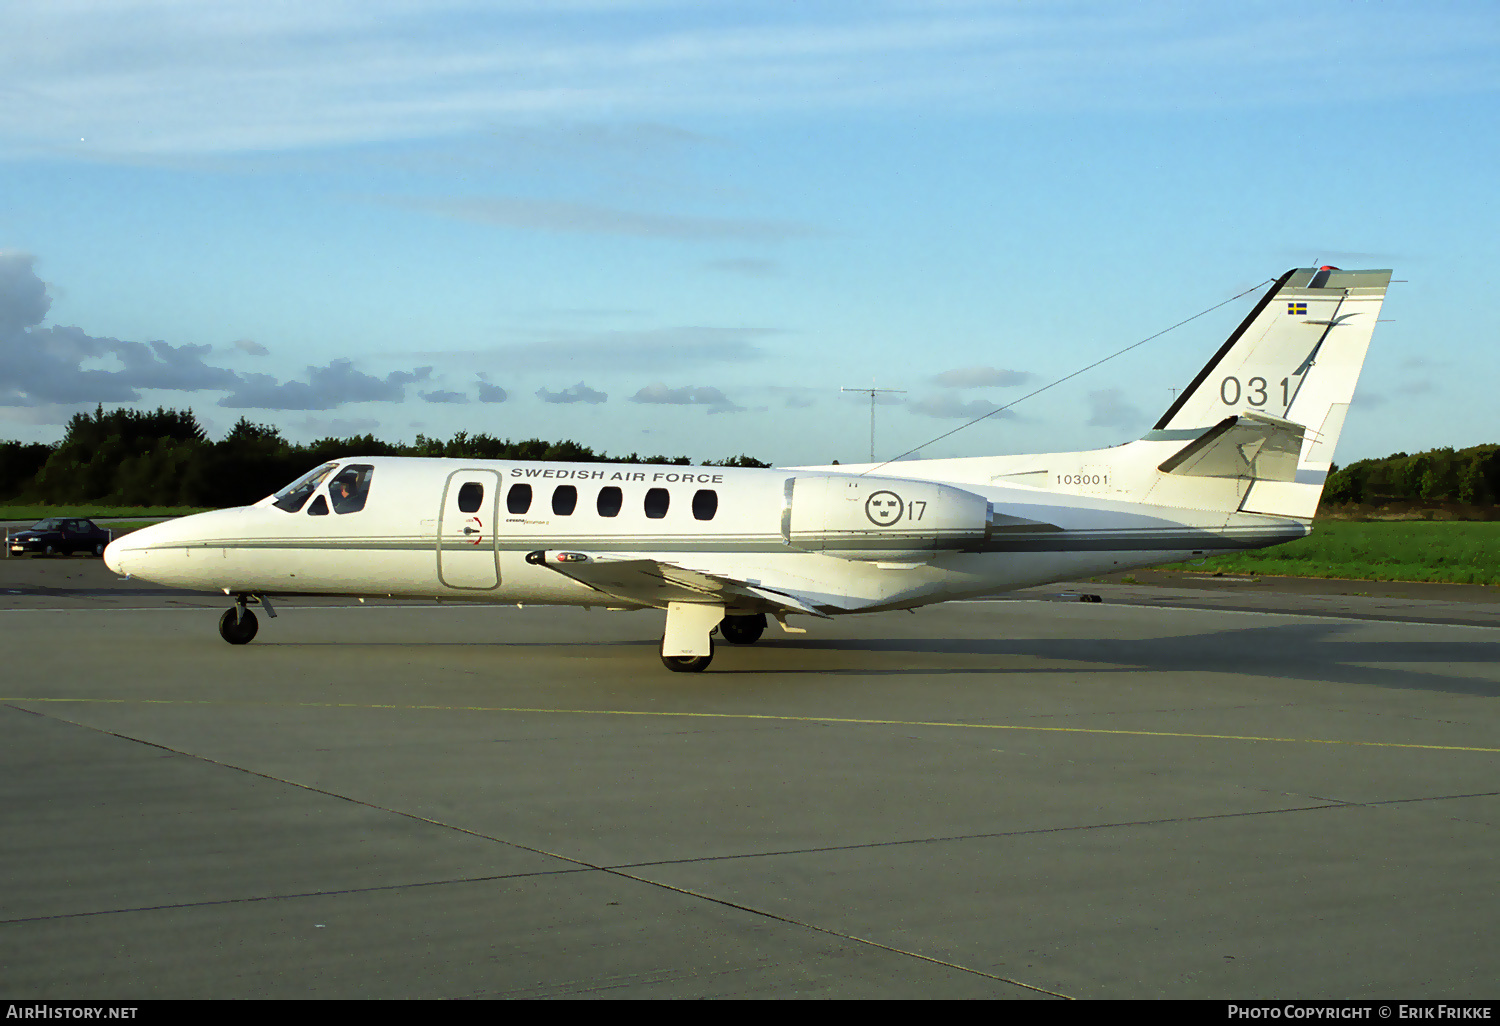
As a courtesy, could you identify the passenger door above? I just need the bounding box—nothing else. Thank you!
[437,469,501,590]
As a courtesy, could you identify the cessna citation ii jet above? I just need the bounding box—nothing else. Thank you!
[106,267,1390,671]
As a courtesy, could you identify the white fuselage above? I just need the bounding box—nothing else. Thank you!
[94,266,1388,669]
[105,455,1304,616]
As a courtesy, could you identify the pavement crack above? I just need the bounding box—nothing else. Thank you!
[0,868,594,926]
[17,706,1072,999]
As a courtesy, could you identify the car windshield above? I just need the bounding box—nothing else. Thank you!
[30,518,66,530]
[272,462,338,513]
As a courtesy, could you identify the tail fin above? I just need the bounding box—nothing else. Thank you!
[1148,267,1391,517]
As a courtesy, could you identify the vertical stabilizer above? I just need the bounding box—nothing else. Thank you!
[1148,267,1390,517]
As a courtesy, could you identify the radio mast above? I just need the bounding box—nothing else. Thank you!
[840,386,905,463]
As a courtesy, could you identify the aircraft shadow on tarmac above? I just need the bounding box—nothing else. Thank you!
[272,621,1500,698]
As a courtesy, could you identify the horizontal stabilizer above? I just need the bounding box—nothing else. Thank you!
[525,550,835,616]
[1157,411,1304,481]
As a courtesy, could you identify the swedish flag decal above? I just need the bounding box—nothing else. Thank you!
[1287,302,1307,315]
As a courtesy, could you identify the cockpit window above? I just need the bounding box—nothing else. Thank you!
[307,495,330,516]
[273,462,338,513]
[331,464,374,514]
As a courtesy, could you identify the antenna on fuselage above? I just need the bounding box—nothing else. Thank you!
[857,276,1276,477]
[841,386,906,463]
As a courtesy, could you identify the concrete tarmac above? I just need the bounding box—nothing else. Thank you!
[2,556,1498,999]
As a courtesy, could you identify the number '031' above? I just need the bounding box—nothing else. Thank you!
[1221,376,1291,407]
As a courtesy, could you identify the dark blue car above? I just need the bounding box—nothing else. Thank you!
[7,518,112,557]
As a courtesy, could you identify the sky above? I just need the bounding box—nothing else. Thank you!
[1,0,1497,469]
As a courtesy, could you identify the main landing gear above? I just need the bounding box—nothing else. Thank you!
[660,647,714,673]
[719,613,767,645]
[659,608,769,672]
[218,593,276,645]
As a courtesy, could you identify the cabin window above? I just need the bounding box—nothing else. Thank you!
[507,483,533,515]
[644,488,670,519]
[552,485,578,516]
[307,495,330,516]
[272,462,338,513]
[332,464,374,514]
[597,486,622,518]
[692,489,718,521]
[457,482,484,514]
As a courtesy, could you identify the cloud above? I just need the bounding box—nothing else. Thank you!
[1396,379,1437,397]
[0,251,51,334]
[841,389,908,407]
[108,338,243,392]
[0,252,246,407]
[420,389,469,404]
[704,257,780,277]
[630,382,744,413]
[931,366,1035,389]
[762,384,821,409]
[906,394,1016,420]
[1086,388,1146,429]
[290,416,382,440]
[409,326,770,373]
[7,5,1496,159]
[476,381,508,403]
[536,381,607,404]
[393,196,821,243]
[218,360,433,410]
[233,338,269,356]
[0,253,433,414]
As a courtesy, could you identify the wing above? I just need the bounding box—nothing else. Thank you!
[524,550,835,617]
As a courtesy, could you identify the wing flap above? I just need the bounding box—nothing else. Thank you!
[525,550,835,617]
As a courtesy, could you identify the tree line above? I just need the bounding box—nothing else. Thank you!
[1323,443,1500,508]
[0,405,770,508]
[4,406,1494,511]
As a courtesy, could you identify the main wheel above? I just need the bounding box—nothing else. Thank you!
[719,613,767,645]
[218,607,259,645]
[660,634,713,672]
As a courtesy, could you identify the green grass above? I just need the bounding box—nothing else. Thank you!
[0,505,207,521]
[1158,520,1500,586]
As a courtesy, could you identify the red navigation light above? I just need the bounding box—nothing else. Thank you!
[1320,265,1340,271]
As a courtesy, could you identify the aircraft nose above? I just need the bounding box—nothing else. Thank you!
[103,520,164,576]
[103,533,136,575]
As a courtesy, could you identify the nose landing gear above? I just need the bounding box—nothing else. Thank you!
[218,593,276,645]
[218,606,258,644]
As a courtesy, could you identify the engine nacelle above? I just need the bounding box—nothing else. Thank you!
[783,474,990,558]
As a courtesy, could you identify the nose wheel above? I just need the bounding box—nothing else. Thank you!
[218,606,259,645]
[218,593,275,645]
